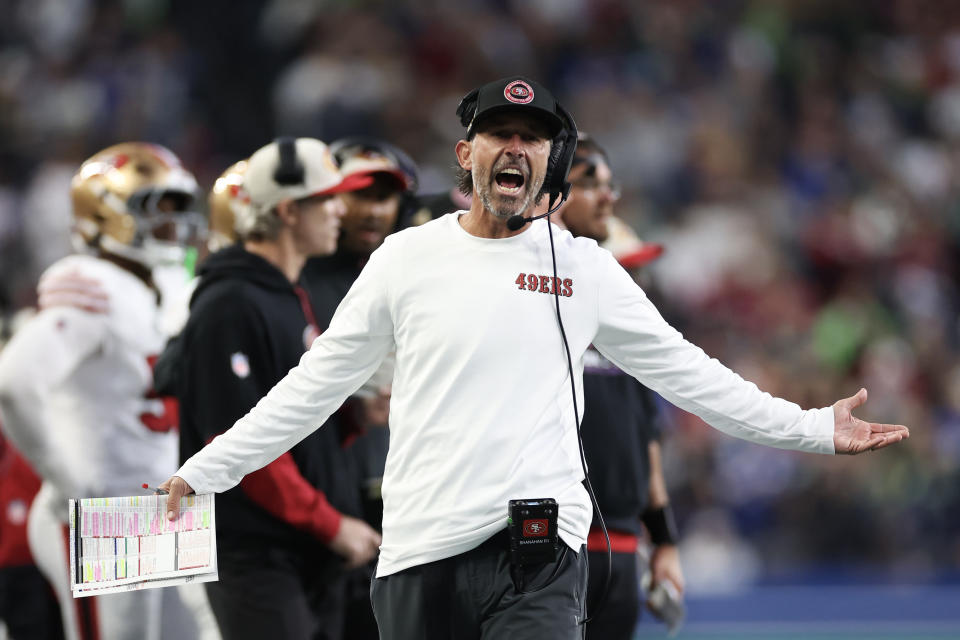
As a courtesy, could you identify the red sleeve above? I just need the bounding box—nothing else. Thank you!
[238,452,342,543]
[0,436,43,567]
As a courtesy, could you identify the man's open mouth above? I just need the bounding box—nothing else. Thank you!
[495,168,525,195]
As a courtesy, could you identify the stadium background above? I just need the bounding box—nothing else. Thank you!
[1,0,959,637]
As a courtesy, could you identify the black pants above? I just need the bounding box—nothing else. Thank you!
[205,546,344,640]
[585,550,640,639]
[0,565,64,640]
[371,531,587,640]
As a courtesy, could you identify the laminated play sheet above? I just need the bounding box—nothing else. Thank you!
[69,493,217,597]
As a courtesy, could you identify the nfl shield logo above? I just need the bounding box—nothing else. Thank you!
[231,352,250,379]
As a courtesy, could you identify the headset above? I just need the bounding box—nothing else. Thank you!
[273,136,305,186]
[455,89,578,211]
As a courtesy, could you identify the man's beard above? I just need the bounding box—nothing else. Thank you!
[473,161,545,221]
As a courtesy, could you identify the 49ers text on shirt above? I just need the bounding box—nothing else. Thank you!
[515,273,573,296]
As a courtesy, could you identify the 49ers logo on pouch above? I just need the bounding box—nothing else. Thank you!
[515,273,573,297]
[504,80,534,104]
[523,518,549,537]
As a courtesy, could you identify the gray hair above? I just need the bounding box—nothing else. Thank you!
[455,165,472,197]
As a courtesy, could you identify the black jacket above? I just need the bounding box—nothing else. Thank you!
[175,245,362,553]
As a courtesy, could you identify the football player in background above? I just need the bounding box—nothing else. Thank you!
[0,143,204,640]
[34,158,249,335]
[29,157,254,640]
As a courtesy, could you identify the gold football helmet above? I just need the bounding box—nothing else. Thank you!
[207,159,250,251]
[70,142,202,267]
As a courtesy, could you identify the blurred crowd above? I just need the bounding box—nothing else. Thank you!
[1,0,959,597]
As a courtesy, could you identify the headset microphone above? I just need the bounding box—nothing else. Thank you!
[505,195,568,231]
[506,214,536,231]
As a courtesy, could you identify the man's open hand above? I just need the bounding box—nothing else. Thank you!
[832,388,909,455]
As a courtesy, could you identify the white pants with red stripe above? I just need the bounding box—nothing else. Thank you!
[28,483,162,640]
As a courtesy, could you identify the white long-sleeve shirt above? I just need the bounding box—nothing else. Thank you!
[176,213,834,577]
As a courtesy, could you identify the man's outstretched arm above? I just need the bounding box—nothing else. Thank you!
[594,250,909,455]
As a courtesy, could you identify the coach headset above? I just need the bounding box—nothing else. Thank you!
[456,78,613,621]
[272,136,305,186]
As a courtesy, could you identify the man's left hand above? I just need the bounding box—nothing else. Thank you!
[832,388,909,455]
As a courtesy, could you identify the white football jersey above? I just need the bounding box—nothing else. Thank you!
[0,254,177,503]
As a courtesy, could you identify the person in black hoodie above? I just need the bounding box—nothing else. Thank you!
[300,137,420,640]
[176,138,381,640]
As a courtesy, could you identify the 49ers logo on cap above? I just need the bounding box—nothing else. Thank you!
[504,80,534,104]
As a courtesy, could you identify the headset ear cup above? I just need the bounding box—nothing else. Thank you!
[543,134,565,205]
[273,136,305,186]
[456,89,480,130]
[547,104,577,206]
[555,130,577,201]
[545,105,578,208]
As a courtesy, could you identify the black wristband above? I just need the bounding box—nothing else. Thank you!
[642,505,679,546]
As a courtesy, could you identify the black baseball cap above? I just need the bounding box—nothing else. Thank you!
[458,76,566,139]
